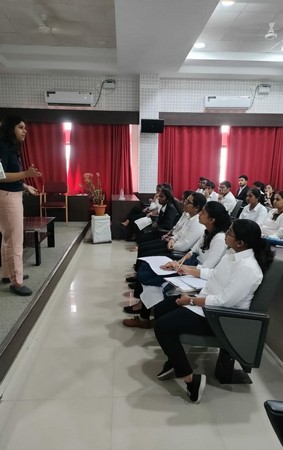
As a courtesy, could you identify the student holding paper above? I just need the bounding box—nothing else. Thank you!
[163,201,231,280]
[123,202,231,326]
[153,219,274,403]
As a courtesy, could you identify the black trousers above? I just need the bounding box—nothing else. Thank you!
[154,295,214,377]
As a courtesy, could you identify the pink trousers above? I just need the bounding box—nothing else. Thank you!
[0,190,24,285]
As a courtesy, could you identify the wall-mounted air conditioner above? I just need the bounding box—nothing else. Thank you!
[204,95,252,111]
[45,91,93,106]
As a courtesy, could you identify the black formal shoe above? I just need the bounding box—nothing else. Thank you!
[126,276,137,283]
[2,274,29,284]
[10,285,33,296]
[128,282,137,290]
[123,304,142,314]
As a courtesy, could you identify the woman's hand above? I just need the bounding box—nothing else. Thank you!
[167,238,175,250]
[26,165,42,178]
[160,261,179,270]
[25,185,39,196]
[175,295,191,306]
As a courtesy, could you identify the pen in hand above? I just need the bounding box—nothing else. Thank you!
[177,256,187,271]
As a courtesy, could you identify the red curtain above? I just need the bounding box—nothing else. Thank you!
[22,123,66,192]
[68,124,132,203]
[158,126,222,198]
[270,128,283,189]
[226,127,279,192]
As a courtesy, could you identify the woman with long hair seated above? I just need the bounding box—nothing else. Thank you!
[239,188,268,226]
[153,220,274,403]
[123,201,232,327]
[261,190,283,240]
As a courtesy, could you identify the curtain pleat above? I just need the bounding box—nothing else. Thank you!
[22,123,66,191]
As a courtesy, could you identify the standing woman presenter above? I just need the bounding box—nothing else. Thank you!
[0,115,42,296]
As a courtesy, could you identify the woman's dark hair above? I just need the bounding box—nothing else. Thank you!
[0,115,25,144]
[161,182,173,192]
[247,188,261,200]
[160,187,173,202]
[232,219,274,273]
[253,180,265,191]
[201,201,231,251]
[191,192,206,212]
[272,190,283,220]
[182,190,194,200]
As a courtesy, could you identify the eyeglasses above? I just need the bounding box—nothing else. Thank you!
[225,228,236,238]
[184,199,194,205]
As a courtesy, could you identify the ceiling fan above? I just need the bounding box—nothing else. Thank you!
[30,10,80,36]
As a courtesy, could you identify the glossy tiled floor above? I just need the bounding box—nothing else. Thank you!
[0,240,282,450]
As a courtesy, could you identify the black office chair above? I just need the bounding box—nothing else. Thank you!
[230,199,243,220]
[179,258,283,384]
[264,400,283,446]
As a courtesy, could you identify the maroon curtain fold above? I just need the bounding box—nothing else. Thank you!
[270,128,283,189]
[68,124,132,203]
[226,127,278,192]
[22,123,66,192]
[111,125,133,194]
[158,126,222,198]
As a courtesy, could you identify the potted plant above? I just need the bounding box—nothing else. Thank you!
[81,172,106,215]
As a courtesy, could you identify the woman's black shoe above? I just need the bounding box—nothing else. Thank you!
[123,304,142,314]
[126,276,137,283]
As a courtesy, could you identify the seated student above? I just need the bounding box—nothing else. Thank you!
[252,181,265,204]
[135,187,180,244]
[122,202,231,327]
[236,174,249,206]
[120,184,162,240]
[204,180,218,202]
[153,219,274,403]
[264,184,276,208]
[135,192,206,261]
[239,188,268,226]
[218,180,237,214]
[261,190,283,240]
[196,177,209,194]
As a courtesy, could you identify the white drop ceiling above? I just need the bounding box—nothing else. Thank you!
[0,0,283,81]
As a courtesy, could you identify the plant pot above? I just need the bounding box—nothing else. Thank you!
[91,204,107,216]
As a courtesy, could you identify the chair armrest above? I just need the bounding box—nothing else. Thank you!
[264,400,283,446]
[203,306,270,370]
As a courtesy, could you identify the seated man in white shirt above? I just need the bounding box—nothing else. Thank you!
[218,180,237,214]
[196,177,209,194]
[204,180,218,202]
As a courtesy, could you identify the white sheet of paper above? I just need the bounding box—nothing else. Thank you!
[140,284,165,309]
[138,255,176,275]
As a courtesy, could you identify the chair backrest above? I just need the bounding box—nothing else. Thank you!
[230,199,243,219]
[250,258,283,313]
[44,181,68,194]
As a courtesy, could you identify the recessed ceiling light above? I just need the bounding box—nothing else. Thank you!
[221,1,234,6]
[194,42,206,49]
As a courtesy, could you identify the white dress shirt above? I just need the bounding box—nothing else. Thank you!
[171,214,205,252]
[186,248,263,317]
[261,209,283,239]
[239,203,268,226]
[206,190,219,202]
[219,191,237,214]
[190,232,227,280]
